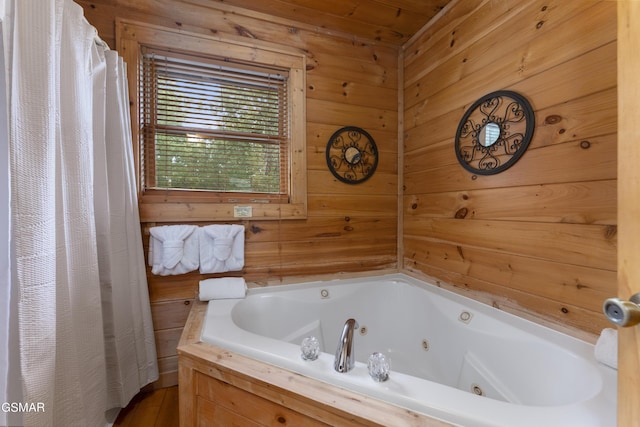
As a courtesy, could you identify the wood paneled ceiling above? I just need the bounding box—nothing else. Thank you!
[202,0,453,45]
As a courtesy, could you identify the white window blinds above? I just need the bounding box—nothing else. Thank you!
[140,48,289,196]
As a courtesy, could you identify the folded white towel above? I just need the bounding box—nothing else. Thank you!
[199,225,245,274]
[594,328,618,369]
[199,277,247,301]
[149,225,199,275]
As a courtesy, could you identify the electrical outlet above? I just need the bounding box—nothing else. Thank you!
[234,206,252,218]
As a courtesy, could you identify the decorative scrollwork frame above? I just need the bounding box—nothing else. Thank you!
[455,90,535,175]
[326,126,378,184]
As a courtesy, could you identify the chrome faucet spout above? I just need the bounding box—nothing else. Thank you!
[334,318,358,373]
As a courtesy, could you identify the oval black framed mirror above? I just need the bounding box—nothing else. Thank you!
[455,90,535,175]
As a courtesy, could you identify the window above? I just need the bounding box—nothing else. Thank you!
[117,20,307,221]
[141,48,289,198]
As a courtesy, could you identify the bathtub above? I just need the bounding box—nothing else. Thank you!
[199,273,616,426]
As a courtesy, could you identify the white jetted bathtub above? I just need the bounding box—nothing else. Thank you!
[200,273,616,426]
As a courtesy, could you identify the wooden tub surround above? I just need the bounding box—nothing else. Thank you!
[177,301,452,427]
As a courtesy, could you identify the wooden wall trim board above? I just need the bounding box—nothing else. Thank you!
[80,0,617,395]
[397,48,405,268]
[617,1,640,425]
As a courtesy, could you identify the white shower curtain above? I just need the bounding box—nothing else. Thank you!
[0,14,12,427]
[2,0,158,425]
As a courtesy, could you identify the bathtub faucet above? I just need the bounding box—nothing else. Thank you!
[334,318,359,373]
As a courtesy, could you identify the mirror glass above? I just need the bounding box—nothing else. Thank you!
[344,146,362,164]
[479,122,501,147]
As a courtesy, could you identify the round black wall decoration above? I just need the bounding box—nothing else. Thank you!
[455,90,535,175]
[326,126,378,184]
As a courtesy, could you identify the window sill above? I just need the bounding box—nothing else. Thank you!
[138,201,307,222]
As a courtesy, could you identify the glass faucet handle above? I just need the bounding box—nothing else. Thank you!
[301,336,320,361]
[367,352,390,382]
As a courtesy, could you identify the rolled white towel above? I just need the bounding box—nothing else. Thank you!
[199,277,247,301]
[594,328,617,369]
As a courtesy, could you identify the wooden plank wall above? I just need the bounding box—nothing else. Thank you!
[402,0,616,337]
[79,0,617,390]
[79,0,399,387]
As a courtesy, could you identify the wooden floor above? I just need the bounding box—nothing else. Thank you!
[114,386,179,427]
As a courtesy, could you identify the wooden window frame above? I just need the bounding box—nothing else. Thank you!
[117,19,307,221]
